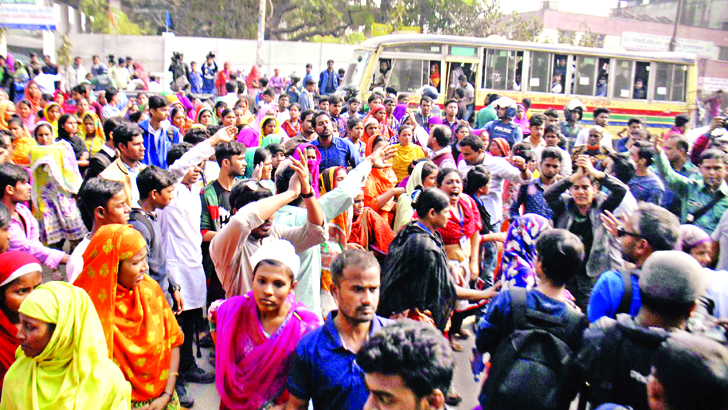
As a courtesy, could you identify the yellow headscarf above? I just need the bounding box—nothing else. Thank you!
[0,282,131,410]
[0,100,15,130]
[42,102,62,136]
[260,115,282,148]
[392,140,426,183]
[79,111,105,156]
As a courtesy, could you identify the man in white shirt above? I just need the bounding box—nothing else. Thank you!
[574,107,613,150]
[218,81,239,109]
[32,68,62,94]
[67,178,131,282]
[533,116,572,177]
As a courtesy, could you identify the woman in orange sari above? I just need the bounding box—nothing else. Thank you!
[349,191,396,256]
[73,224,184,410]
[362,135,403,225]
[362,104,395,144]
[23,81,42,117]
[429,63,441,89]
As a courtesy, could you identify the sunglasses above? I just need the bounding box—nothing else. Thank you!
[617,229,649,242]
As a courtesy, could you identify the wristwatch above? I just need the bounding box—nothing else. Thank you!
[300,190,314,198]
[171,284,181,292]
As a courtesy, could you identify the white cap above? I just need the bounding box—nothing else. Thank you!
[250,239,300,278]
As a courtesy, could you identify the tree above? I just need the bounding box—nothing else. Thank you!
[81,0,151,34]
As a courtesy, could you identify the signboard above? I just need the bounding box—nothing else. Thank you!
[699,77,728,92]
[621,31,714,58]
[0,0,35,4]
[0,4,55,30]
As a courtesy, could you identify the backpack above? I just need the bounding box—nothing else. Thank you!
[481,288,584,410]
[616,270,638,315]
[128,209,155,250]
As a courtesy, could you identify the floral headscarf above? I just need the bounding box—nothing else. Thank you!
[500,214,552,289]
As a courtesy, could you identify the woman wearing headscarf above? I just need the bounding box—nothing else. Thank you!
[246,65,262,97]
[429,63,441,89]
[29,122,87,250]
[23,81,42,117]
[0,100,15,130]
[260,116,285,148]
[393,160,439,232]
[42,102,62,136]
[196,105,215,127]
[488,137,510,158]
[234,99,255,128]
[292,143,321,197]
[427,115,444,134]
[8,116,36,167]
[54,90,76,115]
[362,104,395,144]
[208,240,321,410]
[400,110,430,149]
[349,190,396,256]
[216,62,232,96]
[16,99,35,131]
[56,113,89,167]
[237,103,277,148]
[280,103,301,138]
[73,224,184,409]
[499,213,552,289]
[362,135,400,225]
[0,251,42,392]
[78,111,105,156]
[514,103,530,137]
[0,282,131,409]
[318,166,349,293]
[243,147,276,193]
[171,105,194,136]
[392,125,426,183]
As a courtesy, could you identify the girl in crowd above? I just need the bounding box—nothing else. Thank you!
[500,214,552,289]
[0,250,42,391]
[54,90,76,115]
[379,188,499,330]
[349,190,396,256]
[363,135,401,225]
[400,111,430,149]
[362,104,395,143]
[74,98,90,122]
[679,224,712,268]
[237,104,278,148]
[281,103,301,139]
[79,111,105,156]
[452,124,471,162]
[392,125,426,183]
[234,99,255,128]
[23,82,42,116]
[57,114,89,168]
[292,143,321,197]
[209,240,321,410]
[514,103,530,137]
[318,166,349,294]
[0,100,15,131]
[197,106,215,127]
[29,122,87,254]
[1,282,131,409]
[15,99,35,131]
[219,108,237,128]
[362,117,379,145]
[74,224,184,409]
[245,147,275,192]
[171,106,194,135]
[42,102,62,136]
[260,117,284,148]
[427,115,444,133]
[429,63,441,88]
[393,160,439,232]
[214,101,228,123]
[8,116,35,167]
[436,168,482,346]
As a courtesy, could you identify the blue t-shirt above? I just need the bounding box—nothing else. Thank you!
[627,173,665,205]
[312,136,361,172]
[287,311,394,410]
[483,119,523,147]
[587,270,641,323]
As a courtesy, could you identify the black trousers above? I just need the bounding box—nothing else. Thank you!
[176,307,203,374]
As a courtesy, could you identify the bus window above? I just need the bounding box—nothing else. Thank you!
[371,59,431,93]
[552,54,567,94]
[342,50,372,88]
[574,56,597,96]
[483,49,522,91]
[428,61,442,92]
[633,61,649,99]
[528,52,552,93]
[447,62,476,99]
[654,63,687,102]
[612,60,634,99]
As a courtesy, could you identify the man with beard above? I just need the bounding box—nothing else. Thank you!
[655,136,728,235]
[201,140,247,304]
[509,147,562,221]
[545,155,628,310]
[286,250,394,410]
[311,111,360,171]
[586,202,680,322]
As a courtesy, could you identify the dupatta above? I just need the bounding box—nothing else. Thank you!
[29,139,82,220]
[500,214,551,289]
[362,104,395,143]
[391,141,425,183]
[2,282,131,410]
[0,100,14,129]
[363,137,397,215]
[319,166,349,242]
[214,292,320,410]
[24,81,42,114]
[79,111,105,156]
[292,143,321,197]
[73,224,184,402]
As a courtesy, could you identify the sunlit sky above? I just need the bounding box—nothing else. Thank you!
[500,0,622,16]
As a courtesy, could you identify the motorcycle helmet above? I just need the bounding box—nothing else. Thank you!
[564,99,587,121]
[493,96,517,119]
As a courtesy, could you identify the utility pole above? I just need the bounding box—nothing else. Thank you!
[256,0,265,67]
[669,0,685,51]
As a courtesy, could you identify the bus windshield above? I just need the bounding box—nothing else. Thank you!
[342,50,372,88]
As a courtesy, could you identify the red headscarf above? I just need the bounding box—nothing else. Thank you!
[363,104,395,143]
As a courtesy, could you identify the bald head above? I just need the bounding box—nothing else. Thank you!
[639,251,708,309]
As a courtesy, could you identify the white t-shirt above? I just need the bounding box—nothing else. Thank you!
[575,128,613,150]
[66,234,91,283]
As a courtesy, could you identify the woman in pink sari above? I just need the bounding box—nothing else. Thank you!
[292,143,322,197]
[209,240,321,410]
[237,102,277,148]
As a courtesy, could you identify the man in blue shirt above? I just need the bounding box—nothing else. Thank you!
[311,111,360,171]
[286,250,394,410]
[510,146,561,221]
[587,202,680,322]
[318,60,339,96]
[138,95,183,169]
[482,102,522,147]
[627,140,664,205]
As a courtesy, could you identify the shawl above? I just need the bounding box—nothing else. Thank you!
[363,137,397,215]
[514,104,530,135]
[236,100,255,127]
[281,118,301,138]
[79,111,105,156]
[54,90,76,115]
[214,292,320,410]
[319,166,349,242]
[133,62,149,90]
[379,222,456,331]
[0,304,19,393]
[391,142,425,183]
[429,67,441,88]
[17,100,36,132]
[237,103,276,148]
[260,116,283,148]
[196,106,215,126]
[437,194,481,246]
[0,100,14,129]
[72,224,184,402]
[292,143,322,197]
[29,141,82,220]
[362,104,395,143]
[392,103,408,122]
[349,207,396,254]
[42,102,62,136]
[11,134,37,167]
[500,213,551,289]
[491,137,511,157]
[24,81,42,114]
[246,65,262,89]
[1,282,131,410]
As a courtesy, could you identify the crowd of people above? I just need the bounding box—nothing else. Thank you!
[0,50,725,410]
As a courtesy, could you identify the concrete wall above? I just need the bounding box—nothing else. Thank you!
[62,32,357,86]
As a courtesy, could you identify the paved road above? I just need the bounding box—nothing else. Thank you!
[185,320,483,410]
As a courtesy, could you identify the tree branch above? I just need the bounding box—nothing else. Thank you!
[287,22,348,41]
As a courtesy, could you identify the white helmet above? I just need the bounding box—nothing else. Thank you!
[564,99,587,121]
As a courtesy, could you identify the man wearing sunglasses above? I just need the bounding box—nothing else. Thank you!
[586,202,680,323]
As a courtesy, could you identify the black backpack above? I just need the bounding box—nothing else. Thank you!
[481,288,584,410]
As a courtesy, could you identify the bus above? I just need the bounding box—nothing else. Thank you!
[340,34,698,133]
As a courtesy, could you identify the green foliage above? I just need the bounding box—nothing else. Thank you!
[56,33,73,68]
[310,32,366,44]
[81,0,150,34]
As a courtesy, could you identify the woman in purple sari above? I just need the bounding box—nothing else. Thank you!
[209,239,321,410]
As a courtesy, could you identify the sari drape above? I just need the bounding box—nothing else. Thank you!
[391,142,425,183]
[73,224,184,402]
[363,137,397,221]
[79,111,106,156]
[500,213,551,289]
